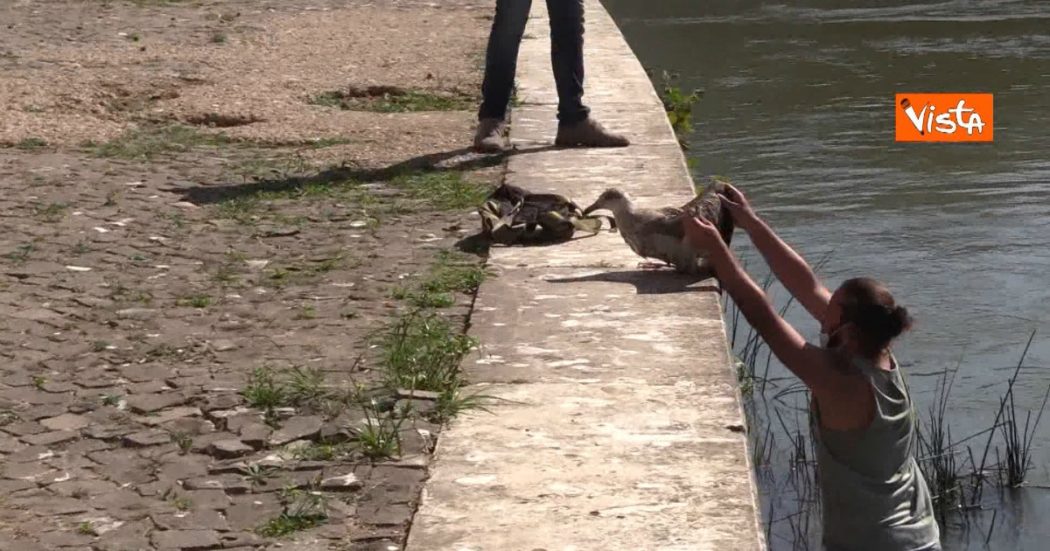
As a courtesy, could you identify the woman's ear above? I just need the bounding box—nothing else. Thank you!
[843,322,864,349]
[829,322,856,350]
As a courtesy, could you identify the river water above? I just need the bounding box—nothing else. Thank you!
[602,1,1050,549]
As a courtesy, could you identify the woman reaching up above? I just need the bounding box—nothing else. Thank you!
[683,184,940,551]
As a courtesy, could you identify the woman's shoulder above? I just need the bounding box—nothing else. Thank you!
[809,348,871,396]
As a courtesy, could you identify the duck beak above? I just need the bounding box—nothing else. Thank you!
[581,200,603,216]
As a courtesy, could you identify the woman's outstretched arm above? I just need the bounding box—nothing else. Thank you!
[685,216,845,395]
[720,185,832,323]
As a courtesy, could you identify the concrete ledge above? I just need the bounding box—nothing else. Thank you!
[406,1,763,549]
[408,382,757,551]
[504,144,693,198]
[464,267,726,386]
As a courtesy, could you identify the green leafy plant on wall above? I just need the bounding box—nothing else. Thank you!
[654,69,703,150]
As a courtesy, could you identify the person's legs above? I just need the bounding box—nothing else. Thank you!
[547,0,628,147]
[478,0,532,122]
[475,0,532,152]
[545,0,588,124]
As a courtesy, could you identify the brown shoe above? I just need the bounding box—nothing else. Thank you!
[473,118,508,153]
[555,117,630,148]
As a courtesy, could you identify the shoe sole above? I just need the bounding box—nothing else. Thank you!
[554,140,630,148]
[474,143,509,153]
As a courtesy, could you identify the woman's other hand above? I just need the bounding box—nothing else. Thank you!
[719,183,758,229]
[683,215,727,254]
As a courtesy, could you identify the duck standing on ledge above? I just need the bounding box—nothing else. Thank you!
[581,180,734,275]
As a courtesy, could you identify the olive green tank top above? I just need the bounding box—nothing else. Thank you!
[810,355,941,551]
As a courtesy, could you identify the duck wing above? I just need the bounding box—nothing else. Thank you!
[654,184,735,248]
[637,209,686,240]
[631,208,690,264]
[687,180,735,245]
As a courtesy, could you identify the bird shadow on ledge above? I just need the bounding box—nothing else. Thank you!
[544,269,720,295]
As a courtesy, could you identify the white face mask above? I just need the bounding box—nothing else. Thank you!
[819,324,845,348]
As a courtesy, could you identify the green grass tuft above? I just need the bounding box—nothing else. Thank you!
[392,170,488,211]
[175,294,212,308]
[395,250,486,309]
[286,366,328,406]
[172,495,192,511]
[244,464,276,488]
[88,124,232,160]
[421,250,486,295]
[294,304,317,320]
[431,384,495,425]
[170,431,193,454]
[293,442,350,462]
[243,367,288,410]
[213,177,361,225]
[5,243,35,264]
[310,89,473,113]
[34,202,68,222]
[0,410,18,427]
[356,399,404,459]
[15,137,48,150]
[257,490,327,537]
[257,512,324,538]
[242,365,331,412]
[380,311,477,392]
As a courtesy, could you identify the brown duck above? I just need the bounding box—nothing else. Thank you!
[581,180,734,274]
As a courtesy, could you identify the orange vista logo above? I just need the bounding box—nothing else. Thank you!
[895,93,993,142]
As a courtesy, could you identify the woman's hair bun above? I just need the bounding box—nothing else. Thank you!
[840,277,913,355]
[888,305,913,337]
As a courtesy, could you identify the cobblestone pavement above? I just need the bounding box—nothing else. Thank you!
[1,0,497,549]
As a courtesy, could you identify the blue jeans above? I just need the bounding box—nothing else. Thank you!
[478,0,590,125]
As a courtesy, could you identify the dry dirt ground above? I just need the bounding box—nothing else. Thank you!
[0,0,504,549]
